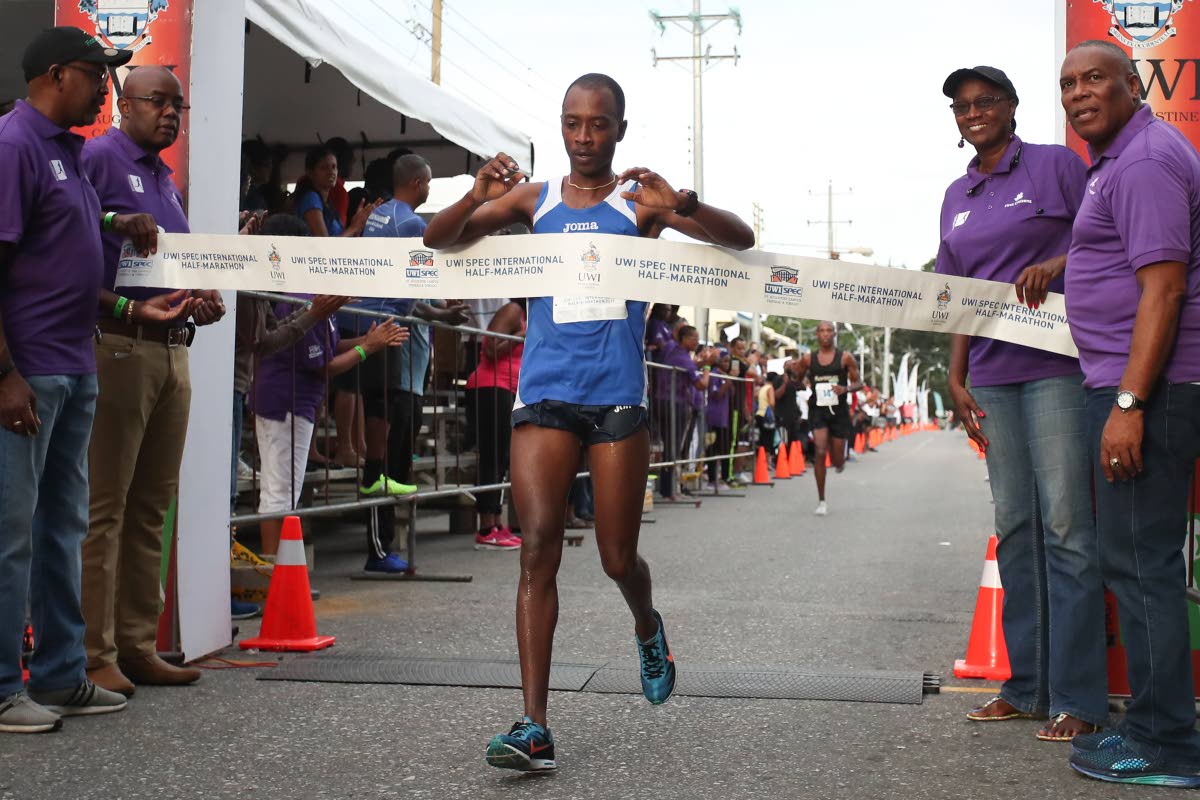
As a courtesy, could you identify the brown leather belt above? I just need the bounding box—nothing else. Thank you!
[97,318,191,347]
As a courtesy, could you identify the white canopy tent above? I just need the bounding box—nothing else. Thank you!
[244,0,533,179]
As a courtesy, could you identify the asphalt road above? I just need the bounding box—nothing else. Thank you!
[2,431,1154,799]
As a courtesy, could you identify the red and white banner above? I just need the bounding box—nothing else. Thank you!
[55,0,194,200]
[1065,1,1200,157]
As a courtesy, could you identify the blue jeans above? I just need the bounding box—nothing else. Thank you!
[973,373,1107,724]
[0,374,97,697]
[1087,382,1200,765]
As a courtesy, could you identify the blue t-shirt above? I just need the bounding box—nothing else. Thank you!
[517,178,647,407]
[296,190,343,236]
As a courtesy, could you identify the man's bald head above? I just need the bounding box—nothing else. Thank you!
[118,65,185,153]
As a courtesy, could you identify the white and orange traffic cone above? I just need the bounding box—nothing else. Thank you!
[953,535,1011,680]
[240,516,335,653]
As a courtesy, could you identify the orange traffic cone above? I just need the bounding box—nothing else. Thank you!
[775,443,791,479]
[789,440,805,474]
[753,446,771,484]
[240,516,335,652]
[953,535,1011,680]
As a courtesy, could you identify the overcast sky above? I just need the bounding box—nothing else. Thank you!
[391,0,1063,269]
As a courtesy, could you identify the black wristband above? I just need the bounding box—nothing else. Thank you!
[675,189,700,217]
[0,361,16,382]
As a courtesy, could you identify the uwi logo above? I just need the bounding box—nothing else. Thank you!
[770,267,798,284]
[936,283,952,310]
[1093,0,1193,48]
[407,250,436,280]
[578,242,602,285]
[79,0,169,53]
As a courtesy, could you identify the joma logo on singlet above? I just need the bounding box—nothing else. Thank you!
[563,221,599,233]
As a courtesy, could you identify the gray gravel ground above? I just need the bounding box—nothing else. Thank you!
[1,431,1154,799]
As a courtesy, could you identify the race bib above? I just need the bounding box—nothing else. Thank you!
[552,296,628,324]
[815,382,838,408]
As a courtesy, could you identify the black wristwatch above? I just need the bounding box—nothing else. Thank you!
[1115,390,1145,412]
[675,189,700,217]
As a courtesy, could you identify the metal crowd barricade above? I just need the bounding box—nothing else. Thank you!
[231,293,758,578]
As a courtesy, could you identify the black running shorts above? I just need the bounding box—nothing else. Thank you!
[512,399,648,446]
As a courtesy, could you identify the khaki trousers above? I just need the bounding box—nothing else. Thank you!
[82,331,191,666]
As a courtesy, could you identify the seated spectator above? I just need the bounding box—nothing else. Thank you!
[291,144,377,238]
[464,298,526,551]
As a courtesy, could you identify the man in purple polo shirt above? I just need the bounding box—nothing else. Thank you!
[1059,40,1200,786]
[80,66,225,697]
[0,26,177,733]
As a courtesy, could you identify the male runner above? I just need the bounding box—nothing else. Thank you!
[424,73,753,771]
[792,321,862,516]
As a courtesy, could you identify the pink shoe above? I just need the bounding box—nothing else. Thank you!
[475,527,521,551]
[497,525,520,541]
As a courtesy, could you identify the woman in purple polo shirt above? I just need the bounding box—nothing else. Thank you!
[936,66,1106,742]
[250,293,407,556]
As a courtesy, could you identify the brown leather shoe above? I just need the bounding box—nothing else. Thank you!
[117,654,201,686]
[86,663,136,697]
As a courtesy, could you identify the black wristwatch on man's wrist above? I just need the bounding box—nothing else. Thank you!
[1115,390,1146,412]
[675,189,700,217]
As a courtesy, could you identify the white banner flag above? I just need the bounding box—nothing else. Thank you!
[117,232,1078,356]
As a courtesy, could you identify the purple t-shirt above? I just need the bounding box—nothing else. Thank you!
[655,339,701,407]
[251,300,337,423]
[706,372,730,428]
[646,317,671,362]
[83,128,190,309]
[1066,105,1200,388]
[0,101,104,376]
[936,137,1085,387]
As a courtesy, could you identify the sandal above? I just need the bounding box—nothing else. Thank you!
[1036,713,1101,742]
[966,696,1035,722]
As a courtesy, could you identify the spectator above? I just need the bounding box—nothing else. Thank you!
[755,372,780,454]
[645,304,674,362]
[705,350,734,488]
[292,143,377,239]
[0,26,141,732]
[1060,41,1200,786]
[241,138,284,214]
[250,297,407,557]
[938,64,1104,742]
[354,154,471,572]
[775,362,803,452]
[80,66,227,695]
[655,325,712,500]
[464,298,526,550]
[232,214,350,511]
[324,136,354,228]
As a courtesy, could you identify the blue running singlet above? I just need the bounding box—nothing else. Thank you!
[514,178,649,408]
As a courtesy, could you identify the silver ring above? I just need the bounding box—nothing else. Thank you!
[13,420,23,427]
[1109,457,1121,467]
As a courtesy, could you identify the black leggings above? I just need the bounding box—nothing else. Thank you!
[468,387,515,514]
[706,425,731,482]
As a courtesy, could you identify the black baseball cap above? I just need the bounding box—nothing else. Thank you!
[21,26,133,82]
[942,66,1019,102]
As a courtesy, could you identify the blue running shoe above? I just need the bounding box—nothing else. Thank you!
[637,609,676,705]
[486,717,556,771]
[1070,740,1200,787]
[1071,730,1124,752]
[364,553,409,574]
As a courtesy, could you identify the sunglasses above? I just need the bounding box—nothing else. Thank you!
[125,94,190,113]
[949,95,1012,116]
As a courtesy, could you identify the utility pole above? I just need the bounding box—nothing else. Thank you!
[431,0,443,84]
[651,2,741,341]
[751,201,762,349]
[806,181,853,260]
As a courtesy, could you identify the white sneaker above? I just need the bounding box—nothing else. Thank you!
[736,472,753,484]
[814,501,828,516]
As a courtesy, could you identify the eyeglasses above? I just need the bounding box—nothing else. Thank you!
[950,95,1011,116]
[60,63,110,86]
[125,94,190,113]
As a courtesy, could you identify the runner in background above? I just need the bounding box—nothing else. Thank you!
[424,72,753,772]
[793,321,862,516]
